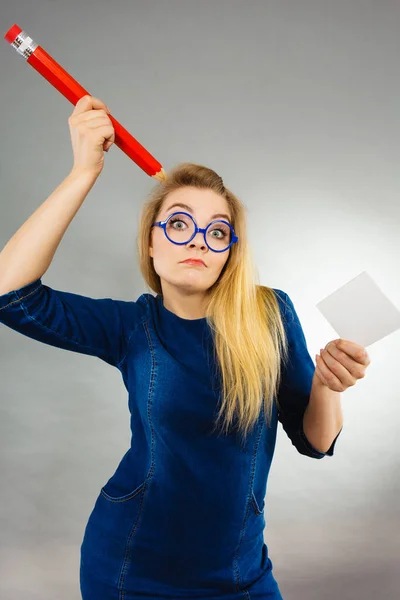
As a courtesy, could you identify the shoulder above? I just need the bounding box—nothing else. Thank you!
[259,285,289,316]
[112,291,156,322]
[258,286,298,333]
[272,288,298,318]
[271,288,287,305]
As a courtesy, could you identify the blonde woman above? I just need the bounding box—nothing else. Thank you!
[0,96,343,600]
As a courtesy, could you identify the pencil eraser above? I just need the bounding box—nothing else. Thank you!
[4,24,23,44]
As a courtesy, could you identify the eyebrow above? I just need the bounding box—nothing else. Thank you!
[164,202,232,223]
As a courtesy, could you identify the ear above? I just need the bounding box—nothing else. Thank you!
[149,245,153,258]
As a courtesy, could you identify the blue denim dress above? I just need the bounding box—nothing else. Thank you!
[0,279,341,599]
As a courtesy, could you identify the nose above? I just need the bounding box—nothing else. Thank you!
[187,230,207,248]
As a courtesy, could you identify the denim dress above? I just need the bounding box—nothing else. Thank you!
[0,279,341,600]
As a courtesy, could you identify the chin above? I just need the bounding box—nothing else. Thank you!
[180,282,208,293]
[176,278,212,294]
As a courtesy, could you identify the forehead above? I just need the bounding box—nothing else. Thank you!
[161,187,231,220]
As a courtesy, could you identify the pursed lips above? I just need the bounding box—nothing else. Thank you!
[180,259,206,267]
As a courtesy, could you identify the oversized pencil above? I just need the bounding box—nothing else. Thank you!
[4,24,166,181]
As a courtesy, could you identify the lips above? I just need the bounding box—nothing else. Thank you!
[181,259,206,266]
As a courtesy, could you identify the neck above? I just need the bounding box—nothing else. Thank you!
[161,284,209,320]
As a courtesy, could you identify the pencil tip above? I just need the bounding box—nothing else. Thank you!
[152,168,167,182]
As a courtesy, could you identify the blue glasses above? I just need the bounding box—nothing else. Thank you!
[152,211,238,253]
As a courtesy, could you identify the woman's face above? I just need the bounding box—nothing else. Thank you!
[149,187,232,295]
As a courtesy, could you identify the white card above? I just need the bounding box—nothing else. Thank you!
[316,271,400,348]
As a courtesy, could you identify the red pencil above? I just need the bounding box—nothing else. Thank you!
[4,24,166,181]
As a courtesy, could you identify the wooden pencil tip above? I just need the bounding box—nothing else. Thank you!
[151,167,167,182]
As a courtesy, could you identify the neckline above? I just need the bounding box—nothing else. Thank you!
[156,294,207,324]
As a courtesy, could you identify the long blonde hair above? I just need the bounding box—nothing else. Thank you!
[137,163,289,443]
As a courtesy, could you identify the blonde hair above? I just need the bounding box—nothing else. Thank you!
[137,163,289,443]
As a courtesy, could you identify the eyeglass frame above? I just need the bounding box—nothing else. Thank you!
[151,211,239,253]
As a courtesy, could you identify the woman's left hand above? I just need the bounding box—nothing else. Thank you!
[315,338,371,392]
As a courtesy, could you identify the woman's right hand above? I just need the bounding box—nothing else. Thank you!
[68,95,115,176]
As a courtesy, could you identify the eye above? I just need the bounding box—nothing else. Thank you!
[167,214,192,229]
[210,229,224,238]
[169,218,187,229]
[208,224,230,238]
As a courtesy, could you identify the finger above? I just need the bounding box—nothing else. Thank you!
[71,110,111,128]
[84,116,113,128]
[314,363,329,387]
[318,351,355,389]
[324,343,357,373]
[72,95,110,117]
[323,344,366,379]
[315,357,344,392]
[80,109,110,122]
[81,117,115,145]
[336,339,368,363]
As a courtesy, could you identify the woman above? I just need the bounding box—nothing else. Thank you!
[0,96,342,599]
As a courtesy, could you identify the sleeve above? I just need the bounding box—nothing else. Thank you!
[275,291,342,459]
[0,278,140,369]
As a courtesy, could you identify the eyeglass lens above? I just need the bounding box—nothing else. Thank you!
[165,213,232,251]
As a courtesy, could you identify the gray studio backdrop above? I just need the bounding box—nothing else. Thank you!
[1,1,399,599]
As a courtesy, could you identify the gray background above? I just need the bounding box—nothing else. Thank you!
[1,1,399,598]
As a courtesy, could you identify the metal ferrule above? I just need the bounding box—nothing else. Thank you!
[11,30,38,60]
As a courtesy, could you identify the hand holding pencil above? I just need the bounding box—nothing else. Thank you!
[4,24,166,181]
[69,95,118,177]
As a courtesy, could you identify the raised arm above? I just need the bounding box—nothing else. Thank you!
[0,95,114,294]
[0,96,140,369]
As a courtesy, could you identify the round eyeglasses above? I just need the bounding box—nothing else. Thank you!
[151,211,238,253]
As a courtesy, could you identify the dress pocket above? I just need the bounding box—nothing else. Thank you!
[100,479,147,503]
[81,480,147,584]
